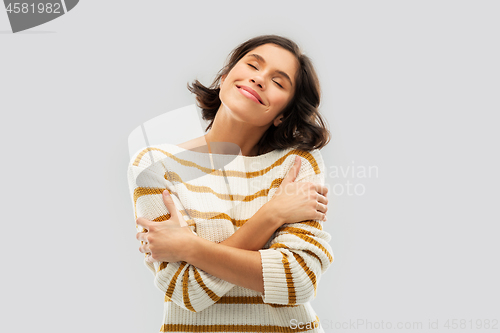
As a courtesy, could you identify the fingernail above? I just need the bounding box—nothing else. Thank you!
[163,190,169,196]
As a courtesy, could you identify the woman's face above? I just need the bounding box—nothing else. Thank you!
[219,43,299,128]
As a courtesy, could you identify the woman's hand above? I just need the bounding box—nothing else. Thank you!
[136,190,196,263]
[268,156,328,226]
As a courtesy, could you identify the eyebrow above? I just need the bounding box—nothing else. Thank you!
[247,53,293,87]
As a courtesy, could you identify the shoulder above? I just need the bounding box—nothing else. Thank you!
[128,142,215,184]
[262,147,325,184]
[297,148,324,173]
[293,148,325,183]
[274,147,325,175]
[127,143,183,186]
[128,143,182,170]
[265,148,326,199]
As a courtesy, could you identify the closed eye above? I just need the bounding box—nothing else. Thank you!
[247,64,283,88]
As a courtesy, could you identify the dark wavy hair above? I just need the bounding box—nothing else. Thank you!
[187,34,330,155]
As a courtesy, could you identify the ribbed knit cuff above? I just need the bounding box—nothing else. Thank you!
[259,249,289,304]
[144,259,156,276]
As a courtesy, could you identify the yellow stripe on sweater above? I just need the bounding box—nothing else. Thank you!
[192,267,221,303]
[132,147,320,177]
[215,295,299,308]
[269,243,319,298]
[273,225,332,263]
[160,318,320,332]
[281,252,296,305]
[291,252,318,297]
[133,189,325,230]
[278,226,315,237]
[164,170,282,202]
[165,262,187,300]
[161,264,221,307]
[294,234,334,263]
[182,269,196,312]
[165,295,300,308]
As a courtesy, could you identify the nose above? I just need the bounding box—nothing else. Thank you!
[250,77,265,89]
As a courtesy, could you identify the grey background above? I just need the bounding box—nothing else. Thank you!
[1,1,499,332]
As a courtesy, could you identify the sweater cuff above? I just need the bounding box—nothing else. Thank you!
[144,259,156,276]
[259,249,289,304]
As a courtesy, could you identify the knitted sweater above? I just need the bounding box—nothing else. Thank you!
[127,143,334,333]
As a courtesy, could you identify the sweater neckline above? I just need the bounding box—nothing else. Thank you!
[165,143,284,160]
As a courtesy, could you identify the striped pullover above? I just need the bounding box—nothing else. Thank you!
[127,143,334,333]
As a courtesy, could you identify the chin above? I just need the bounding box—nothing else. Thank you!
[220,100,254,124]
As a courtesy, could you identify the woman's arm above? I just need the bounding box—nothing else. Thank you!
[129,145,330,311]
[128,147,236,313]
[218,202,280,251]
[218,156,328,251]
[145,215,329,297]
[186,236,265,292]
[182,151,332,299]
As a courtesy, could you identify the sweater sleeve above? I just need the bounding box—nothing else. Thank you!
[258,149,334,305]
[127,146,236,312]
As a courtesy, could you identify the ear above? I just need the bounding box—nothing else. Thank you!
[220,74,226,85]
[273,115,284,127]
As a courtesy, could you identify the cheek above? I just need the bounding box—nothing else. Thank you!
[220,77,234,97]
[270,91,291,108]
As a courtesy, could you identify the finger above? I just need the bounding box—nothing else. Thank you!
[313,184,329,196]
[315,202,328,214]
[136,231,148,242]
[282,156,301,185]
[146,253,158,263]
[316,193,328,206]
[139,242,150,254]
[162,190,178,219]
[136,217,151,230]
[315,211,327,222]
[163,190,189,227]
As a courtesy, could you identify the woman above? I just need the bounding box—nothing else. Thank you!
[127,34,333,333]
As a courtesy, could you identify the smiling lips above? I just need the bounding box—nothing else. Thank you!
[237,85,263,105]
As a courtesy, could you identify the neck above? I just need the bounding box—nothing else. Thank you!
[205,104,273,157]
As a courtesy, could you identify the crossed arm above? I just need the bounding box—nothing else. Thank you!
[129,151,331,312]
[137,190,286,293]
